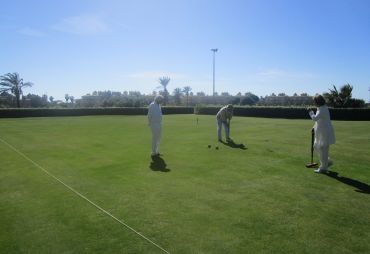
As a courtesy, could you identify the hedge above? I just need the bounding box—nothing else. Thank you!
[328,108,370,120]
[1,106,369,120]
[195,106,370,121]
[161,107,194,115]
[0,107,194,118]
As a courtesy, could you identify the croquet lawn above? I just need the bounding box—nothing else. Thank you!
[0,115,369,254]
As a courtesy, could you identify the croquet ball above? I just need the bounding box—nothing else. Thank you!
[208,145,211,148]
[215,146,219,150]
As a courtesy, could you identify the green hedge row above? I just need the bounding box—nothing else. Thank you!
[1,106,369,120]
[0,107,194,118]
[195,106,370,121]
[329,108,370,121]
[161,107,194,114]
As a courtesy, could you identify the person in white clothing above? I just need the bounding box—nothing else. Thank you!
[308,94,335,173]
[216,104,234,142]
[148,95,163,157]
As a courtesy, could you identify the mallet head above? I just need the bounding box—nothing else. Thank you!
[305,163,319,168]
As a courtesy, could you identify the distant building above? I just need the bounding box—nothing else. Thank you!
[260,94,313,106]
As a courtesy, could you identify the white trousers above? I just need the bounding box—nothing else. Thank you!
[314,145,330,170]
[150,123,161,155]
[217,119,230,140]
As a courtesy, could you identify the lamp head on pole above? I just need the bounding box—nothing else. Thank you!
[211,48,218,53]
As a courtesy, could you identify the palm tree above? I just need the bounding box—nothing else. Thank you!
[324,84,353,107]
[182,86,192,106]
[0,72,33,107]
[173,88,183,105]
[158,76,170,105]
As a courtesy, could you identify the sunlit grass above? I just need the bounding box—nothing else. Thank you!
[0,115,369,253]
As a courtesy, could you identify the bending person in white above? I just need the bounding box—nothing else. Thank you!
[148,95,163,157]
[308,94,335,173]
[216,104,233,142]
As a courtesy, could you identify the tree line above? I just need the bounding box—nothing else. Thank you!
[0,72,367,108]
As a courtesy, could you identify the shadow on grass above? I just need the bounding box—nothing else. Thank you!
[324,171,370,194]
[220,140,247,150]
[150,155,170,172]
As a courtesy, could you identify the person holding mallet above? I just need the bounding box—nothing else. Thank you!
[148,95,163,157]
[308,94,335,173]
[216,104,234,142]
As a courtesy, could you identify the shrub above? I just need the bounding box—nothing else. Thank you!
[1,106,369,120]
[0,107,194,118]
[195,106,370,120]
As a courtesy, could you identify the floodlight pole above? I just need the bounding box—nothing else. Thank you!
[211,48,218,96]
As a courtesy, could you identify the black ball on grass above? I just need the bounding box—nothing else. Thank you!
[215,146,219,150]
[208,145,211,148]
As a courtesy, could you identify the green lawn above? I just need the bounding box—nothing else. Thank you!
[0,115,369,254]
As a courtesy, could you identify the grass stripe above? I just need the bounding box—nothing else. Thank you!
[0,137,170,254]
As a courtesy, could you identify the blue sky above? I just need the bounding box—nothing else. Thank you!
[1,0,370,101]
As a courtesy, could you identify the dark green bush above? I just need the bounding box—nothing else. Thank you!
[0,107,194,118]
[1,106,369,120]
[328,108,370,120]
[195,106,370,121]
[161,107,194,114]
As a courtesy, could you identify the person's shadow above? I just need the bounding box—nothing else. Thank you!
[150,155,170,172]
[220,140,247,150]
[324,171,370,194]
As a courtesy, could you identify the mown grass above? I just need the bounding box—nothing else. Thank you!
[0,115,369,254]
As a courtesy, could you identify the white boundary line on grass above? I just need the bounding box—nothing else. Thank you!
[0,137,170,254]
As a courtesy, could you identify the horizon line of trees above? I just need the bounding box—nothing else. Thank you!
[0,72,367,108]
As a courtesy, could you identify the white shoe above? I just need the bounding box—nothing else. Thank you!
[314,168,328,173]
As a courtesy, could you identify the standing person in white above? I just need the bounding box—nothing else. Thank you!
[148,95,163,157]
[308,94,336,173]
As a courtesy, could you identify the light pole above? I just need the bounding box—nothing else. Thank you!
[211,48,218,96]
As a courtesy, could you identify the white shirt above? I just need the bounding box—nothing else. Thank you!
[216,106,233,122]
[309,105,335,147]
[148,102,162,125]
